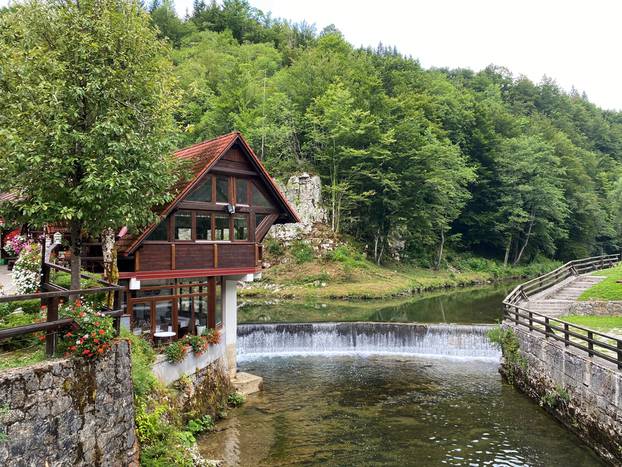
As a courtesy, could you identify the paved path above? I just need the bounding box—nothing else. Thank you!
[0,265,16,295]
[522,273,605,318]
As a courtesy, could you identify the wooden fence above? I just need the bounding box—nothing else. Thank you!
[503,254,622,369]
[0,262,124,356]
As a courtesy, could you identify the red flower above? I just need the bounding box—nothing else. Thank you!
[95,321,100,326]
[38,335,45,342]
[99,329,105,335]
[75,299,82,307]
[94,338,99,344]
[82,349,90,355]
[66,332,73,338]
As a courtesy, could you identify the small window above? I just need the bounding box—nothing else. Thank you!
[236,179,248,205]
[234,216,248,241]
[175,211,193,240]
[214,215,230,241]
[187,178,212,202]
[146,219,168,241]
[255,213,267,230]
[252,183,272,208]
[216,176,229,203]
[196,213,211,240]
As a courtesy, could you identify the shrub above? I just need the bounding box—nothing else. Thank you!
[202,328,221,345]
[264,237,284,256]
[186,414,214,435]
[60,300,115,359]
[227,392,246,407]
[12,243,41,294]
[0,310,44,350]
[326,244,368,269]
[122,329,157,397]
[164,340,188,364]
[290,240,314,264]
[182,335,209,355]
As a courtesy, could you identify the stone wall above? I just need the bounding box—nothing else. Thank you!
[502,324,622,465]
[567,300,622,316]
[0,341,137,467]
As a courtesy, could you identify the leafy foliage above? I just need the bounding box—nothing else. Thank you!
[227,391,246,407]
[60,300,115,358]
[164,340,188,363]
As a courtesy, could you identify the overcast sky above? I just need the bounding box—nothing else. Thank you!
[2,0,619,110]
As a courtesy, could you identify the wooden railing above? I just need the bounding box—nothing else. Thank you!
[0,262,124,356]
[503,253,622,369]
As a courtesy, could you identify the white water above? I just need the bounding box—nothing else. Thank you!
[237,322,500,361]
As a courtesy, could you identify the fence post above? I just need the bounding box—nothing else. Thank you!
[587,331,594,358]
[529,311,533,330]
[545,317,550,337]
[113,288,121,335]
[617,340,622,370]
[564,323,569,347]
[45,297,59,357]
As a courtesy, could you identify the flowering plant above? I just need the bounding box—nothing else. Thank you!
[202,328,221,345]
[61,299,115,358]
[182,334,209,355]
[3,231,27,257]
[12,242,41,294]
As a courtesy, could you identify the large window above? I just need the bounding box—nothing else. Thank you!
[214,215,230,240]
[146,219,168,241]
[236,178,248,205]
[175,211,193,240]
[233,215,248,241]
[196,213,212,241]
[187,178,212,202]
[252,183,272,208]
[216,176,229,203]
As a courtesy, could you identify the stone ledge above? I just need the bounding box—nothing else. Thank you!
[231,372,263,395]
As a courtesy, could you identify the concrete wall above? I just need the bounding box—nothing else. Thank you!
[568,300,622,316]
[504,324,622,465]
[152,341,225,386]
[0,341,137,467]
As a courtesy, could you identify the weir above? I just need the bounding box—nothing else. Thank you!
[237,322,500,359]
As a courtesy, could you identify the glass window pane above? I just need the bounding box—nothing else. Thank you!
[146,219,168,241]
[234,216,248,240]
[137,279,173,297]
[187,178,212,202]
[236,179,248,205]
[132,302,151,335]
[196,213,211,240]
[215,215,230,241]
[216,176,229,203]
[255,213,267,229]
[178,295,192,338]
[252,184,272,208]
[175,211,193,240]
[195,285,208,335]
[216,281,222,326]
[154,300,173,333]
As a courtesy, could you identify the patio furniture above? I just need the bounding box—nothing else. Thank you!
[153,330,176,346]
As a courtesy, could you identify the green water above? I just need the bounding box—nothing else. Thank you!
[239,282,516,325]
[199,355,603,466]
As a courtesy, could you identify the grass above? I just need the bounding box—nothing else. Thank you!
[242,249,559,301]
[0,348,45,370]
[579,264,622,301]
[562,315,622,334]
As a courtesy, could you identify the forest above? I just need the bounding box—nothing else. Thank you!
[7,0,622,268]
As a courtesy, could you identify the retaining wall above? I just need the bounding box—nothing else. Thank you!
[568,300,622,316]
[0,340,137,467]
[503,323,622,465]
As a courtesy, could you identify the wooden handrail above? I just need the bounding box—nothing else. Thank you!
[503,253,622,369]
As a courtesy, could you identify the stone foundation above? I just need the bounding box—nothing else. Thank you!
[0,340,137,466]
[567,300,622,316]
[502,324,622,465]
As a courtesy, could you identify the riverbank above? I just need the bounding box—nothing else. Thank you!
[241,252,559,301]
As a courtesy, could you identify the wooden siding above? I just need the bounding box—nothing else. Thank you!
[175,243,214,269]
[139,244,171,271]
[138,242,256,272]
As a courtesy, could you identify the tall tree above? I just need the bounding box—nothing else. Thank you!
[0,0,179,291]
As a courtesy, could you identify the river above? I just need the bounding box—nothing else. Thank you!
[199,283,604,466]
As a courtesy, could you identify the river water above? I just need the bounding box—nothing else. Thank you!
[199,284,604,466]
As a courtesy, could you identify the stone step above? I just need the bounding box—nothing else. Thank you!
[231,372,263,396]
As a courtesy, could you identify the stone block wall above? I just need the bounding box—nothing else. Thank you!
[503,324,622,465]
[568,300,622,316]
[0,340,137,467]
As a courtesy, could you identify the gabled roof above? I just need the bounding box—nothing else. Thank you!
[122,131,300,255]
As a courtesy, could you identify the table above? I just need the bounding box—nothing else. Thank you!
[153,331,176,345]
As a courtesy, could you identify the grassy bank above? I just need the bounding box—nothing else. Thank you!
[579,264,622,301]
[242,243,559,301]
[563,315,622,334]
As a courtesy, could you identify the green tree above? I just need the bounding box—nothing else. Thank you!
[0,0,179,291]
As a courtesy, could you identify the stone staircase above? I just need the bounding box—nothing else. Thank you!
[522,274,605,317]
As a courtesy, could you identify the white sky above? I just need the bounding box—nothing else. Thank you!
[2,0,620,110]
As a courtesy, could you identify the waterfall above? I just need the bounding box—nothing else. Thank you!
[237,322,500,360]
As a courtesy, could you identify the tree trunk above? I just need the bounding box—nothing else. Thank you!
[503,235,512,267]
[69,219,83,299]
[101,227,119,308]
[513,214,535,266]
[435,230,445,270]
